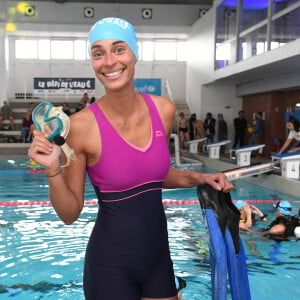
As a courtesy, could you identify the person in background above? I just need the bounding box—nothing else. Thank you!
[247,201,300,240]
[0,100,15,130]
[204,112,216,143]
[217,113,228,154]
[234,200,268,231]
[177,112,190,149]
[88,97,96,106]
[278,115,300,154]
[253,112,264,145]
[28,17,233,300]
[189,113,196,140]
[192,116,206,152]
[62,103,71,116]
[21,111,33,142]
[175,276,186,300]
[80,92,90,106]
[233,110,247,148]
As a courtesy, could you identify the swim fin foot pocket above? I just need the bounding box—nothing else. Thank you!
[197,184,241,254]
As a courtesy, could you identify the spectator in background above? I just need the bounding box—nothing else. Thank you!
[192,116,206,152]
[177,112,190,149]
[217,113,228,153]
[252,112,264,156]
[21,111,33,142]
[62,103,71,116]
[87,97,96,106]
[278,115,300,154]
[204,112,216,143]
[253,112,264,145]
[0,100,15,130]
[80,92,90,106]
[233,110,247,148]
[189,113,197,140]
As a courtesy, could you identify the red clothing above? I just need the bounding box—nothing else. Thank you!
[22,117,32,128]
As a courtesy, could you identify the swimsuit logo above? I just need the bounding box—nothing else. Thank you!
[155,130,163,137]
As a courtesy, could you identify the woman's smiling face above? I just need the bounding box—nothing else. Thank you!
[90,39,136,91]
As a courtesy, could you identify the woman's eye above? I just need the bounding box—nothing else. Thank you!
[92,51,103,58]
[115,47,125,54]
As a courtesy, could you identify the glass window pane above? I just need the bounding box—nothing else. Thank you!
[216,0,238,44]
[271,6,300,46]
[51,40,73,59]
[240,0,268,32]
[177,41,187,61]
[215,40,236,69]
[238,25,267,60]
[142,41,154,61]
[273,0,299,14]
[15,40,38,59]
[38,40,50,60]
[74,40,86,60]
[137,42,142,60]
[154,41,176,60]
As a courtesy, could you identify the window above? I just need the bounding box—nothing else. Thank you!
[38,40,50,60]
[177,41,187,61]
[154,41,177,60]
[15,39,187,62]
[15,40,38,59]
[74,40,87,60]
[141,41,154,61]
[51,40,73,59]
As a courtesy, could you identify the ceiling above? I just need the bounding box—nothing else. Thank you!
[36,0,214,4]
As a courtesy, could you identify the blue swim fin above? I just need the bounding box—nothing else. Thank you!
[197,184,251,300]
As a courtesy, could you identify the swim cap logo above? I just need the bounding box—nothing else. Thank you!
[98,18,130,31]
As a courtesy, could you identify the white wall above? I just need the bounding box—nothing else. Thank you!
[1,0,204,104]
[186,9,242,141]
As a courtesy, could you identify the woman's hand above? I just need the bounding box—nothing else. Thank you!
[28,130,61,171]
[202,173,233,193]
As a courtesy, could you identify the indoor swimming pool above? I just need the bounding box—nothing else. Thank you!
[0,158,299,299]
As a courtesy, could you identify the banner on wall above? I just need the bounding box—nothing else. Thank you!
[34,77,95,94]
[134,79,161,96]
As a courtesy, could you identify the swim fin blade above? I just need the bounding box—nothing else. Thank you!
[197,184,251,300]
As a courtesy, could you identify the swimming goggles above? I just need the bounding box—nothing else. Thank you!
[32,101,76,167]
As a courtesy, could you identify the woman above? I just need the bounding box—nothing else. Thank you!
[278,116,300,154]
[28,17,233,300]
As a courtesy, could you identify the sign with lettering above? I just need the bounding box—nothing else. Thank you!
[34,78,95,90]
[134,79,161,96]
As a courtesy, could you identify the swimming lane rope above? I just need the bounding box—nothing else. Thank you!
[0,199,291,207]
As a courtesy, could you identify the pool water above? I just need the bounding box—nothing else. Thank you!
[0,159,300,299]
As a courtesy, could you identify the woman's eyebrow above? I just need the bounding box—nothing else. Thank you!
[91,40,125,50]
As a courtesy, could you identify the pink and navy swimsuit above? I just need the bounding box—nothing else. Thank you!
[84,93,177,299]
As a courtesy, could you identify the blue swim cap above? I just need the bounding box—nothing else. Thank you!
[277,201,292,216]
[234,200,245,210]
[88,17,139,61]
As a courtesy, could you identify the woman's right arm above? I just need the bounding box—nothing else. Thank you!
[278,138,292,154]
[28,112,91,225]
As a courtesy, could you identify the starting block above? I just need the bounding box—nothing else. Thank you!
[185,137,207,153]
[230,144,265,166]
[204,140,231,159]
[271,151,300,179]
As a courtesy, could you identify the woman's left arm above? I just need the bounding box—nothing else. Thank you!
[152,95,233,192]
[163,167,233,192]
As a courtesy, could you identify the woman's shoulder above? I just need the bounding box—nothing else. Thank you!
[148,94,176,113]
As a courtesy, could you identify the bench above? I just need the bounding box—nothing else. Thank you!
[271,151,300,179]
[203,140,231,159]
[185,137,207,153]
[230,144,265,166]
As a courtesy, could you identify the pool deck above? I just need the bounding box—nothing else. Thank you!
[1,149,299,199]
[182,150,300,199]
